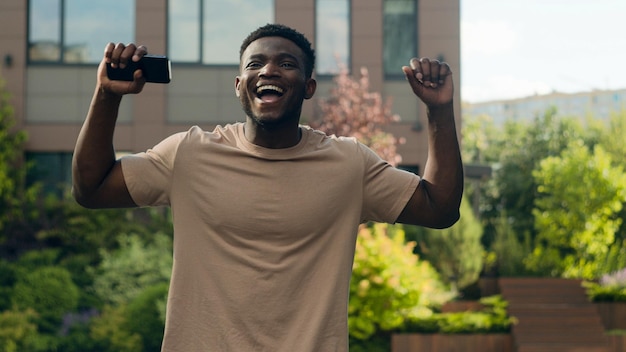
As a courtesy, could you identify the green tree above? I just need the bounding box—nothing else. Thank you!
[0,77,39,252]
[528,141,626,278]
[0,308,39,352]
[415,197,485,291]
[11,266,80,332]
[90,233,172,306]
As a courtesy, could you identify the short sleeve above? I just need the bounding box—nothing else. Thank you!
[120,132,186,206]
[359,144,420,223]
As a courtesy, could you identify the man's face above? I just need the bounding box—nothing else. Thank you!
[235,36,316,127]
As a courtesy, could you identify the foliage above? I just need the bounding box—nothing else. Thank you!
[349,223,452,340]
[471,109,587,249]
[124,283,168,352]
[402,295,516,334]
[584,267,626,302]
[413,197,485,291]
[11,266,79,332]
[0,78,40,249]
[309,66,404,166]
[90,233,172,306]
[528,141,626,278]
[489,213,532,277]
[0,308,40,352]
[89,305,142,352]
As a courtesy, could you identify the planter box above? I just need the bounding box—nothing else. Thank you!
[596,302,626,329]
[391,334,513,352]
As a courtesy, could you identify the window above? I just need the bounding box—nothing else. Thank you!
[168,0,274,65]
[383,0,416,77]
[25,152,73,196]
[315,0,350,76]
[28,0,135,63]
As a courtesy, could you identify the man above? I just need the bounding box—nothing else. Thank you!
[73,24,463,352]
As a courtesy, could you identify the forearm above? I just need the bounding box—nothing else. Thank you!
[421,103,464,214]
[72,86,122,202]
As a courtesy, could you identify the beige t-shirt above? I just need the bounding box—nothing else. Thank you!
[121,123,420,352]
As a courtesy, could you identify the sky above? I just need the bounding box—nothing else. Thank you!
[460,0,626,103]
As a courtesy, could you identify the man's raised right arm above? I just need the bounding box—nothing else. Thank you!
[72,43,147,209]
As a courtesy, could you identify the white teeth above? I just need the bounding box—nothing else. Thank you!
[256,85,284,94]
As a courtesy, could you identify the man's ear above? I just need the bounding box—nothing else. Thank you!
[235,76,241,97]
[304,78,317,100]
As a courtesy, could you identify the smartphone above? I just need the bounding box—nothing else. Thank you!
[106,54,172,84]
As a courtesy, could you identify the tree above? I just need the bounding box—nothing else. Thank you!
[0,77,39,250]
[528,141,626,279]
[11,266,80,332]
[90,233,172,306]
[415,197,485,292]
[309,66,404,166]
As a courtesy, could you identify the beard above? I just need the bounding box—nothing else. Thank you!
[239,92,304,129]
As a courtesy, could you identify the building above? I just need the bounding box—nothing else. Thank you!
[0,0,460,190]
[464,89,626,125]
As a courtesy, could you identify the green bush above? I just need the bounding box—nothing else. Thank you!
[11,266,79,332]
[0,308,39,352]
[125,283,168,352]
[401,295,516,334]
[584,267,626,302]
[349,223,452,340]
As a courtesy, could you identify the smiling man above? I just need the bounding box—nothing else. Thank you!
[72,24,463,352]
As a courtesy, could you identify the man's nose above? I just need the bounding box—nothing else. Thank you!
[259,62,280,77]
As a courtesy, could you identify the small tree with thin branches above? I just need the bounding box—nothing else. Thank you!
[309,66,404,166]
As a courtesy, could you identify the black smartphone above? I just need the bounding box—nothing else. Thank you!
[106,54,172,84]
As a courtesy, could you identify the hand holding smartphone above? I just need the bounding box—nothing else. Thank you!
[106,54,172,84]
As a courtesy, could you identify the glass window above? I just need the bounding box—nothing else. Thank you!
[25,152,73,196]
[168,0,274,65]
[315,0,350,75]
[28,0,135,64]
[383,0,416,77]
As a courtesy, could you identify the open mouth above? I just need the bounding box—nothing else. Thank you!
[256,85,284,103]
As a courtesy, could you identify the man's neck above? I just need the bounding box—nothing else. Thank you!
[243,119,302,149]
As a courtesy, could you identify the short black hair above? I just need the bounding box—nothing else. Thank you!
[240,23,316,78]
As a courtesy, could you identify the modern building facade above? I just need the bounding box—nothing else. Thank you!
[0,0,460,190]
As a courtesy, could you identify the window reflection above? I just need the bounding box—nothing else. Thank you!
[29,0,61,61]
[28,0,135,64]
[383,0,416,77]
[315,0,350,75]
[168,0,200,62]
[168,0,274,65]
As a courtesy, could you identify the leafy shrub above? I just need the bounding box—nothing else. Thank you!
[125,283,168,352]
[401,295,516,334]
[11,266,79,332]
[0,308,39,352]
[584,267,626,302]
[349,223,452,340]
[90,233,172,306]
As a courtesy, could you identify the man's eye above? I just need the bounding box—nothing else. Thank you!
[246,62,262,69]
[281,62,296,68]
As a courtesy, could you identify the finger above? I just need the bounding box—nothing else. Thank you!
[408,58,423,82]
[110,43,127,68]
[419,58,433,87]
[118,43,137,69]
[103,43,115,64]
[438,62,452,85]
[133,45,148,62]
